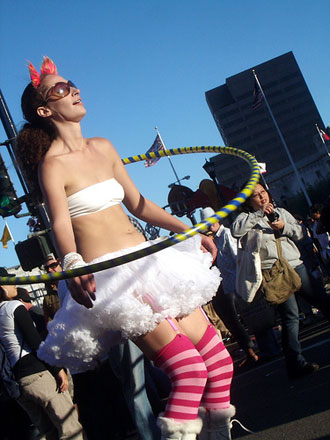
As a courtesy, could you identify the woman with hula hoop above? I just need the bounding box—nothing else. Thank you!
[16,57,235,440]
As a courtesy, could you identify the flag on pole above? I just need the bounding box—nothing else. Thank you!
[0,223,13,249]
[320,129,330,142]
[144,134,165,168]
[257,162,267,174]
[316,124,330,143]
[252,79,263,110]
[315,124,330,156]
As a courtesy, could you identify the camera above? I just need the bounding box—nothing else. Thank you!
[266,211,279,222]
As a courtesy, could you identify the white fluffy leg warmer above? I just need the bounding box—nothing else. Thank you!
[157,414,203,440]
[198,405,236,440]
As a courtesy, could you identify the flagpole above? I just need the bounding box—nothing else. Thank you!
[315,123,330,156]
[4,220,15,245]
[257,163,270,191]
[155,127,181,184]
[253,70,312,207]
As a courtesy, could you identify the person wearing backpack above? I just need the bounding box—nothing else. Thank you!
[0,267,84,440]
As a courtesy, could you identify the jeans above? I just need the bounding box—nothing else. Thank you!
[109,341,160,440]
[277,293,306,371]
[278,263,330,372]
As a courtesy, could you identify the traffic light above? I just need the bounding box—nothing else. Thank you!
[167,184,194,217]
[0,154,21,217]
[15,234,55,271]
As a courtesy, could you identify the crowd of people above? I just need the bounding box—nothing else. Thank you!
[1,55,330,440]
[2,189,329,440]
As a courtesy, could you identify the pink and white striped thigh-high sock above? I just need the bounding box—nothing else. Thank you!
[195,324,233,410]
[153,332,208,421]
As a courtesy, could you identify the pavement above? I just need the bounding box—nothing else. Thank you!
[226,318,330,440]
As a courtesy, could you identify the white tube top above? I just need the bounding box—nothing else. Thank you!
[67,178,125,218]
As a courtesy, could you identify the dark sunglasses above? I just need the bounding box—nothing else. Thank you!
[44,262,59,272]
[45,80,77,103]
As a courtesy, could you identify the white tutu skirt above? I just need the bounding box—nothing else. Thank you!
[38,235,221,373]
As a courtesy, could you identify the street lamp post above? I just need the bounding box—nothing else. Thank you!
[168,175,190,189]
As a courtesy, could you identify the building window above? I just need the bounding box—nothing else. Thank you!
[216,108,240,119]
[222,118,244,129]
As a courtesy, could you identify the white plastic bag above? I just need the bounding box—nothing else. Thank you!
[235,230,263,303]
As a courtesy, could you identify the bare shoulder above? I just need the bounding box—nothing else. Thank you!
[39,149,74,189]
[89,137,120,159]
[89,136,115,149]
[39,154,64,180]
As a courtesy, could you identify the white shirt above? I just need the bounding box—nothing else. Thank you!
[0,301,32,367]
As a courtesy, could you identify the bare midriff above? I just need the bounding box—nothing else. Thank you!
[71,204,146,263]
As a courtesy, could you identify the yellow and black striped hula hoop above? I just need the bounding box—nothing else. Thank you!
[0,146,260,285]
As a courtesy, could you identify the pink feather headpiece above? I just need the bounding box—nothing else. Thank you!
[27,56,58,88]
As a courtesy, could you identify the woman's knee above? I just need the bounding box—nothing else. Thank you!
[153,333,208,383]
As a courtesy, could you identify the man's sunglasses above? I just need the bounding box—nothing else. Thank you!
[44,262,59,272]
[45,80,77,103]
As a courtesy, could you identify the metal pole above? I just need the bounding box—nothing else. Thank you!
[0,89,52,234]
[155,127,181,184]
[252,71,312,207]
[0,89,29,195]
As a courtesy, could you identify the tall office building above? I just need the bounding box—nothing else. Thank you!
[205,52,329,202]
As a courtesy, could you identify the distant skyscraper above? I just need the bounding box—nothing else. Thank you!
[205,52,329,201]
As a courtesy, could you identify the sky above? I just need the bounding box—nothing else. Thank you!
[0,0,329,268]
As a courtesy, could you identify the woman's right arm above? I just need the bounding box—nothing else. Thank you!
[231,209,264,238]
[39,159,96,308]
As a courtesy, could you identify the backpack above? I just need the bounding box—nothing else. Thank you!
[0,340,20,400]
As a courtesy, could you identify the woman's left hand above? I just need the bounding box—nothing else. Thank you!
[68,274,96,308]
[200,234,217,262]
[268,218,285,231]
